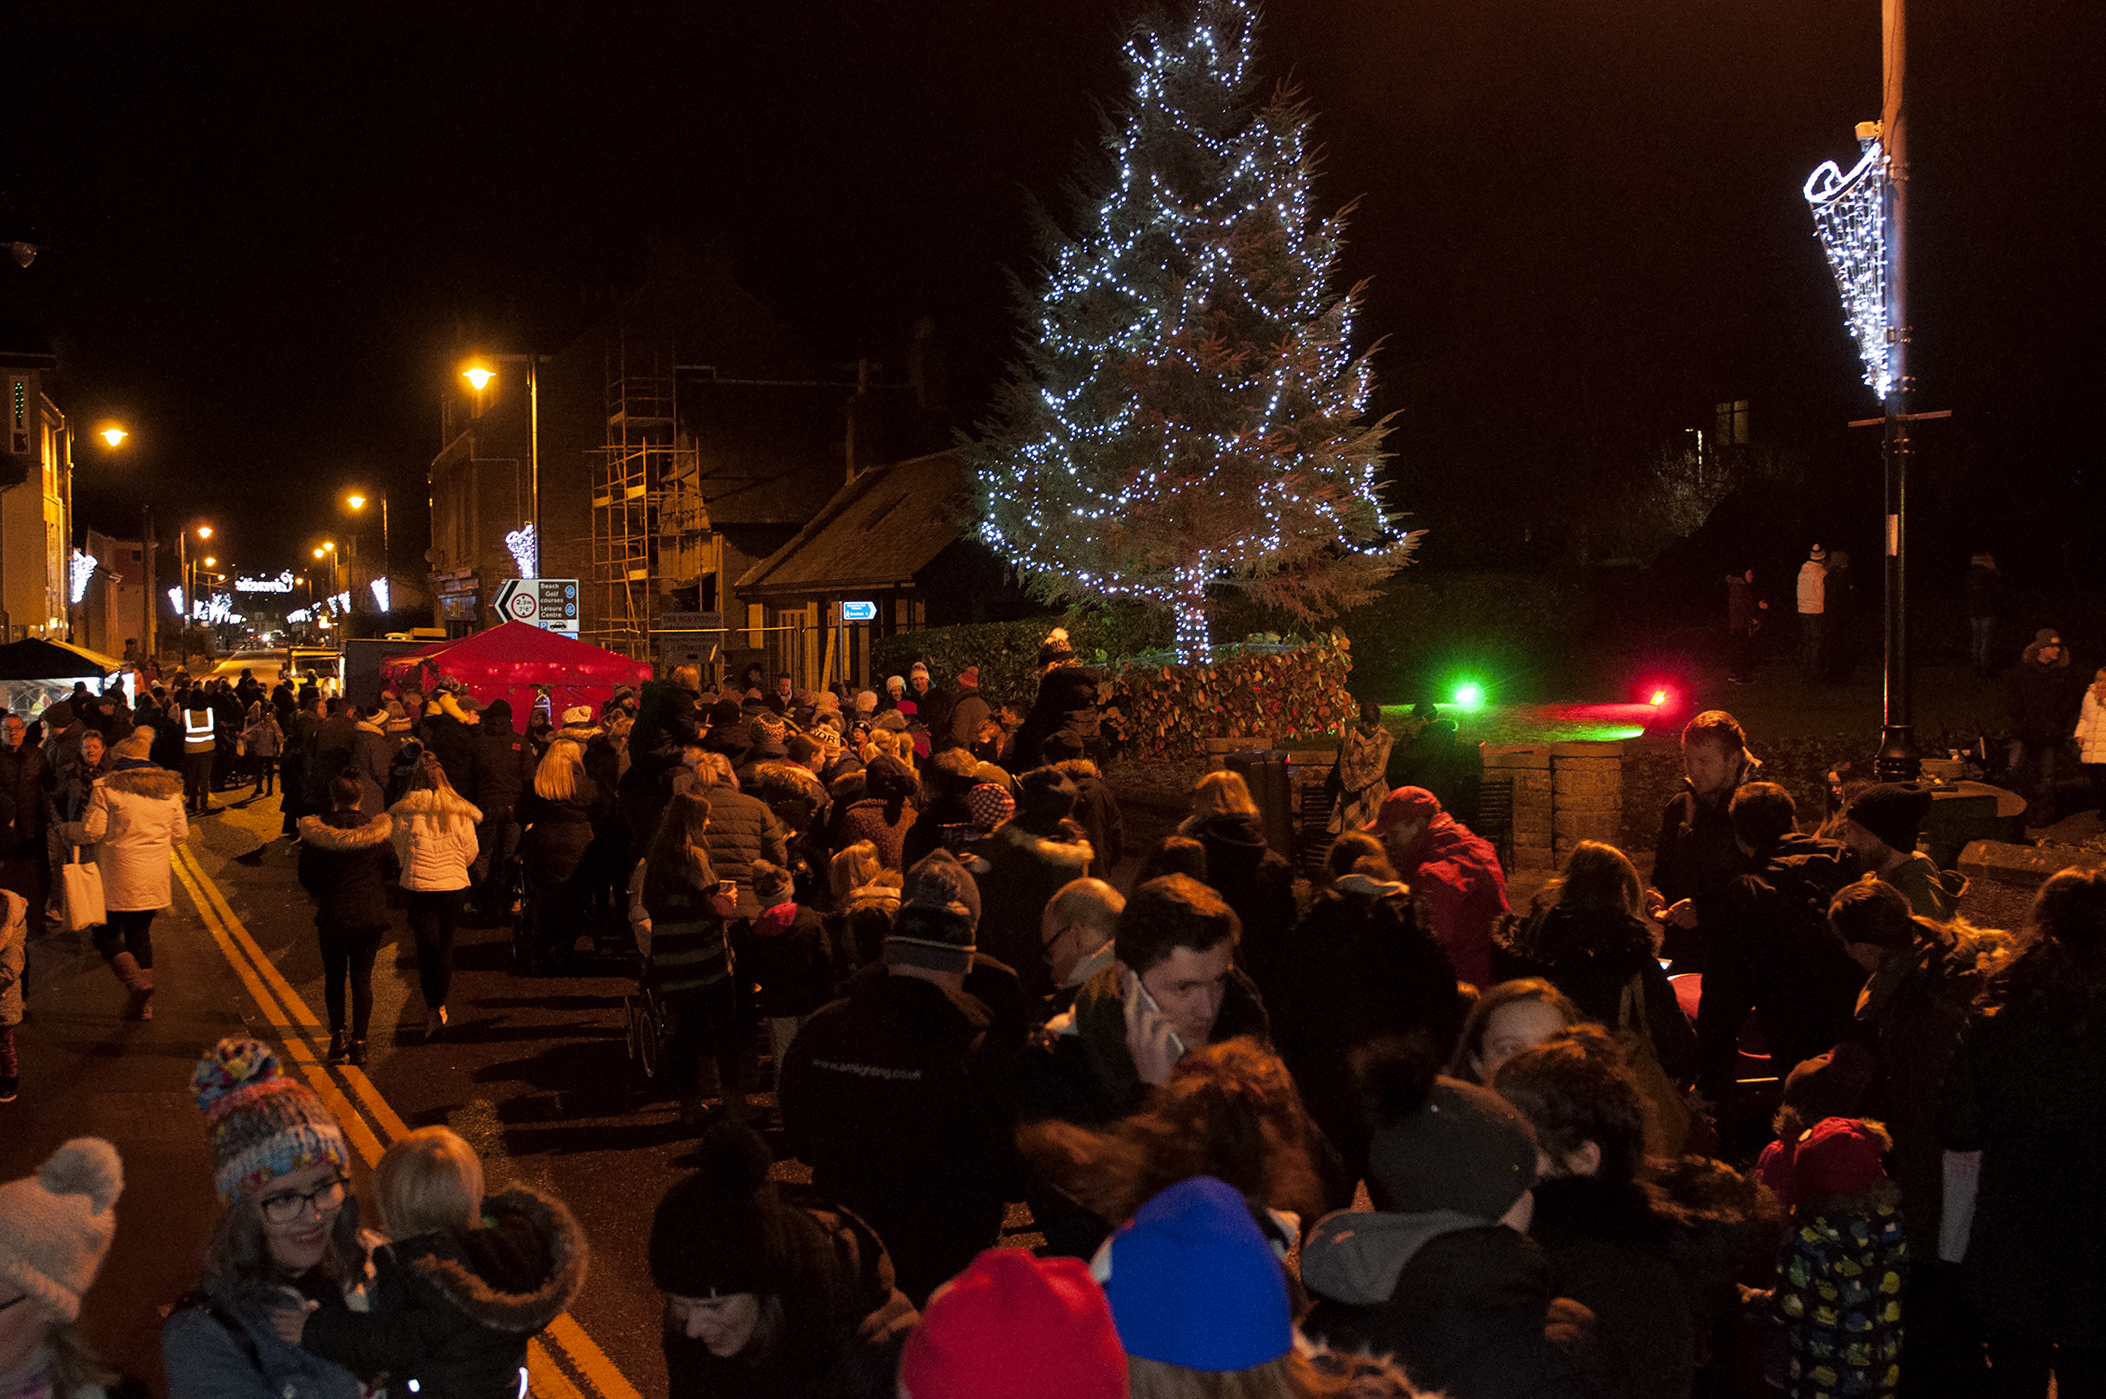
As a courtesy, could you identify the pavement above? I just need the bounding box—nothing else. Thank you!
[4,785,701,1399]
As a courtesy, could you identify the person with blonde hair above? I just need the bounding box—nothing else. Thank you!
[517,736,611,975]
[827,839,901,970]
[81,730,188,1021]
[274,1125,586,1399]
[1177,770,1294,998]
[389,750,481,1035]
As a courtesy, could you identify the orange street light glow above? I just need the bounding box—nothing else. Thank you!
[100,426,127,447]
[462,366,494,391]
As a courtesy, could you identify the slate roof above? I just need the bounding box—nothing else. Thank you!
[735,451,970,597]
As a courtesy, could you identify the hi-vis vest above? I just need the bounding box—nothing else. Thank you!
[184,707,216,756]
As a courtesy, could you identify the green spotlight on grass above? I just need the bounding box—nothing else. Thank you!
[1453,681,1484,711]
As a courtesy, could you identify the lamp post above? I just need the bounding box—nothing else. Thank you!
[345,491,389,610]
[460,355,541,569]
[177,524,213,632]
[91,423,155,659]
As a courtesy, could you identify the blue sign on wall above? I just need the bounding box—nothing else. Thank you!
[841,600,878,622]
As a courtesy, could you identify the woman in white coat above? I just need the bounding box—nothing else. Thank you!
[2075,666,2106,812]
[81,732,189,1021]
[388,749,480,1039]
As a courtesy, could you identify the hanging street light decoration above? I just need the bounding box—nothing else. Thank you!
[505,522,537,578]
[1803,133,1890,400]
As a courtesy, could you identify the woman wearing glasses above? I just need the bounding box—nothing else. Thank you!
[162,1038,367,1399]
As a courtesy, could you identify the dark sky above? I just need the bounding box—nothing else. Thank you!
[4,0,2098,585]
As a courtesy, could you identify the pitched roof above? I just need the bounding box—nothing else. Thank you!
[735,451,971,597]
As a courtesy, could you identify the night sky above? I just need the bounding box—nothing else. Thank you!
[4,0,2098,589]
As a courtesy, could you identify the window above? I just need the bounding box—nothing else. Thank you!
[1714,400,1751,445]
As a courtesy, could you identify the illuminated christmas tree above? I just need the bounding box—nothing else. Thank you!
[972,0,1414,663]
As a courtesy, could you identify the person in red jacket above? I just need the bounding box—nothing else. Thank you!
[1367,786,1509,989]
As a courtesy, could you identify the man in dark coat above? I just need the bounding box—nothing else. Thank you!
[2007,627,2076,826]
[0,712,51,938]
[972,768,1094,1007]
[1695,781,1864,1099]
[778,881,1020,1305]
[1013,630,1101,768]
[306,697,360,810]
[468,699,532,917]
[1651,709,1759,972]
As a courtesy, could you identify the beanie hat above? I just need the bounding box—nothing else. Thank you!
[752,713,788,744]
[192,1038,350,1205]
[1810,544,1828,561]
[649,1123,815,1298]
[911,661,931,678]
[1038,627,1076,667]
[813,690,842,713]
[1017,768,1079,827]
[561,705,595,727]
[0,1139,124,1322]
[1781,1042,1877,1124]
[1844,782,1934,854]
[1368,1077,1538,1220]
[904,849,982,931]
[752,860,795,906]
[1100,1176,1291,1372]
[811,723,843,751]
[901,1250,1127,1399]
[886,675,907,694]
[1794,1117,1889,1199]
[855,690,878,714]
[966,782,1015,833]
[885,878,978,976]
[956,667,979,689]
[873,709,909,733]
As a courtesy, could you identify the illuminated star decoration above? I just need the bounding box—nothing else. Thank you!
[505,523,537,578]
[1803,137,1890,399]
[970,0,1413,663]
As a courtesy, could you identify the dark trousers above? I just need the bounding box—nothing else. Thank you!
[318,922,384,1038]
[0,853,47,942]
[93,908,157,969]
[471,811,520,912]
[183,752,214,811]
[404,888,466,1010]
[252,756,276,796]
[668,978,745,1107]
[1984,1328,2106,1399]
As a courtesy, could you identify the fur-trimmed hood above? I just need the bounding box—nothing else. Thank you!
[387,786,484,826]
[398,1185,587,1335]
[748,759,829,805]
[296,812,394,851]
[101,764,184,802]
[984,818,1092,871]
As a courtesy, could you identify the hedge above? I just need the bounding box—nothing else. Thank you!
[875,616,1354,757]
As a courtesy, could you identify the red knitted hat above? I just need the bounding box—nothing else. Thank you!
[899,1249,1127,1399]
[1794,1117,1889,1198]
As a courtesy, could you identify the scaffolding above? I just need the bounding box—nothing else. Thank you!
[587,333,707,661]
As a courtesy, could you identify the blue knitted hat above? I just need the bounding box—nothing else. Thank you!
[1100,1176,1291,1372]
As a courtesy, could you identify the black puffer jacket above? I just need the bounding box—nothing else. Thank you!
[1181,810,1296,999]
[1014,664,1100,769]
[300,1187,587,1399]
[1524,1175,1695,1399]
[296,810,395,929]
[519,776,611,891]
[1490,903,1698,1082]
[697,785,790,919]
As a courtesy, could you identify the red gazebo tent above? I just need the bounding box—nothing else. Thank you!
[380,621,651,723]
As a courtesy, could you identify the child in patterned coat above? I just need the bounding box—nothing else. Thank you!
[1745,1116,1908,1398]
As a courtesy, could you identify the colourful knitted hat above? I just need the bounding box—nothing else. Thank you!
[967,782,1016,833]
[192,1038,349,1205]
[0,1139,124,1321]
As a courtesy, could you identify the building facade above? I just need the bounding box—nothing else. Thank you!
[1,360,73,643]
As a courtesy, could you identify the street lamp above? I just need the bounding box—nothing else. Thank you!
[177,523,214,629]
[459,355,541,570]
[344,490,389,604]
[99,426,126,448]
[89,421,155,657]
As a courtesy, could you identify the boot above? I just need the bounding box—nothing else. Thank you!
[110,953,154,1020]
[347,1039,367,1067]
[326,1030,349,1065]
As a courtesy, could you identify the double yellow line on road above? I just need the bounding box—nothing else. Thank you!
[171,842,641,1399]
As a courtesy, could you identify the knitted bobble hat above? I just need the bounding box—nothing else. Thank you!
[192,1038,349,1205]
[900,1249,1128,1399]
[885,878,978,976]
[1844,782,1934,855]
[648,1123,809,1299]
[0,1139,124,1322]
[966,782,1015,833]
[1367,1077,1539,1221]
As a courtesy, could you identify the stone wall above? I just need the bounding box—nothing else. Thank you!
[1488,740,1626,872]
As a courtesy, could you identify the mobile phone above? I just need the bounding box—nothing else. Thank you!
[1127,969,1187,1059]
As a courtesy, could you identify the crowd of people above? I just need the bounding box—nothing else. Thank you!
[4,621,2105,1399]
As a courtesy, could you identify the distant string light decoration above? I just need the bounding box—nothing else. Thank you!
[69,549,96,605]
[1803,137,1890,399]
[505,523,537,578]
[166,587,185,617]
[971,0,1411,664]
[370,579,390,612]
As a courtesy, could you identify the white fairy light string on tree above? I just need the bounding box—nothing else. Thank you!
[971,0,1415,663]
